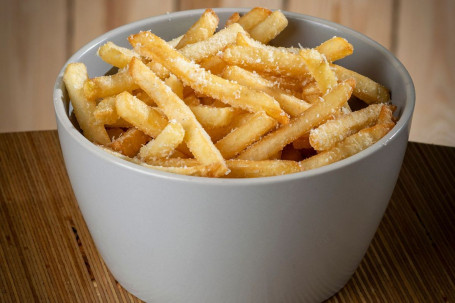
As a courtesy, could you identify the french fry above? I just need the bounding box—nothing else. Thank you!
[332,64,390,104]
[94,96,118,125]
[128,57,228,176]
[215,111,278,159]
[205,112,254,142]
[300,112,395,171]
[106,127,124,141]
[83,68,138,101]
[281,144,303,161]
[237,7,272,31]
[237,80,354,160]
[108,127,150,157]
[139,121,185,160]
[225,12,240,27]
[221,66,311,117]
[225,159,301,178]
[179,23,247,63]
[199,55,227,75]
[309,103,384,151]
[292,134,311,149]
[189,105,236,129]
[164,74,184,99]
[248,10,288,44]
[299,48,337,95]
[129,31,289,124]
[315,36,354,62]
[221,44,309,78]
[97,41,140,68]
[134,89,155,106]
[115,91,168,137]
[176,8,219,49]
[63,63,110,144]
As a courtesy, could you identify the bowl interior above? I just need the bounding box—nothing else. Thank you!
[54,8,415,182]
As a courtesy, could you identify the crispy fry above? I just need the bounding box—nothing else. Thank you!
[97,41,140,68]
[299,48,337,95]
[309,103,384,151]
[215,111,278,159]
[315,37,354,62]
[139,121,185,160]
[189,105,236,129]
[164,74,184,99]
[248,10,288,44]
[108,127,150,157]
[221,44,309,78]
[94,96,118,125]
[332,64,390,104]
[115,91,168,137]
[199,55,227,75]
[237,80,354,160]
[179,23,246,63]
[83,68,138,101]
[128,57,228,176]
[226,159,301,178]
[238,7,272,31]
[292,134,311,149]
[63,63,110,144]
[225,12,240,27]
[221,66,311,117]
[129,31,289,124]
[300,116,395,171]
[176,9,219,49]
[106,127,124,141]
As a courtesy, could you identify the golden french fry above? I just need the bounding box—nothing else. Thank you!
[221,44,309,78]
[189,105,236,129]
[238,7,272,31]
[315,37,354,62]
[299,48,337,95]
[94,96,118,125]
[83,68,138,101]
[63,63,110,144]
[176,8,219,49]
[237,80,354,160]
[332,64,390,104]
[215,111,278,159]
[281,144,303,161]
[248,10,288,44]
[292,134,311,149]
[139,121,185,160]
[106,127,124,141]
[221,66,311,117]
[309,103,384,151]
[97,41,140,68]
[128,57,228,176]
[225,159,301,178]
[134,89,156,106]
[199,55,227,75]
[225,12,240,27]
[205,112,254,142]
[179,23,247,63]
[300,117,395,171]
[164,74,184,99]
[167,35,183,48]
[129,31,289,124]
[115,91,168,137]
[108,127,150,157]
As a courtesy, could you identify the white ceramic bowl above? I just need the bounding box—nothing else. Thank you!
[54,8,415,303]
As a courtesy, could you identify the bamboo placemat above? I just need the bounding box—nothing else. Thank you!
[1,131,454,302]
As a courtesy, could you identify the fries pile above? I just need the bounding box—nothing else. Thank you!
[63,7,396,178]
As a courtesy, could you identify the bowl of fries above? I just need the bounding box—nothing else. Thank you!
[54,7,414,303]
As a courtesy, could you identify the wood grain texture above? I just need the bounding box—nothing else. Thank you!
[395,0,455,147]
[1,131,454,302]
[286,0,393,49]
[73,0,176,52]
[0,0,67,133]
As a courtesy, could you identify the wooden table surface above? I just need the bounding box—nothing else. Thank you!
[1,131,454,302]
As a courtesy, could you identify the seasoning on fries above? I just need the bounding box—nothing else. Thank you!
[63,7,395,178]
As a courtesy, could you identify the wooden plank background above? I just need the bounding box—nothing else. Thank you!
[1,0,454,147]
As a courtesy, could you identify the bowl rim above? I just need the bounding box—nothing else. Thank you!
[53,8,415,186]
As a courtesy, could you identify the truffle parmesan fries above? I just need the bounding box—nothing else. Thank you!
[63,7,396,178]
